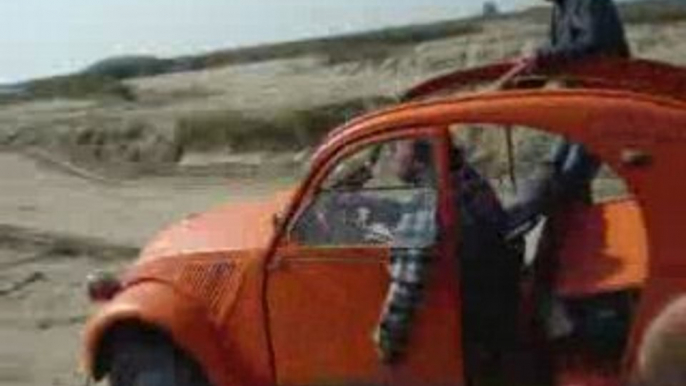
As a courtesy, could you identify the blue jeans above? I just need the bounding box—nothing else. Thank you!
[549,139,600,204]
[505,139,599,237]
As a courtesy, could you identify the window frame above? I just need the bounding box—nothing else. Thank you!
[282,129,444,247]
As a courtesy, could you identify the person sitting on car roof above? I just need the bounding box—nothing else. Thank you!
[529,0,630,69]
[516,0,631,210]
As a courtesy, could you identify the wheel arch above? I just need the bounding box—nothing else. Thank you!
[93,319,172,379]
[82,281,237,386]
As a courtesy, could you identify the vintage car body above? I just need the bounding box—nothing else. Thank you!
[82,58,686,386]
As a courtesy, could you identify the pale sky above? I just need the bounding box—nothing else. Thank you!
[1,0,534,83]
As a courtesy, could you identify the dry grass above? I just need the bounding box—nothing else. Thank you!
[175,96,394,152]
[620,0,686,25]
[3,75,135,104]
[181,20,483,69]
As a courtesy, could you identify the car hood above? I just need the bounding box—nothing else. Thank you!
[138,189,295,262]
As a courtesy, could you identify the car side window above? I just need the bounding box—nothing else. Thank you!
[449,123,629,206]
[290,138,439,247]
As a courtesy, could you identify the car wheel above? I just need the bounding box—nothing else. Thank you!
[108,325,212,386]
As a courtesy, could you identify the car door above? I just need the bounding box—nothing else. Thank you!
[266,133,464,386]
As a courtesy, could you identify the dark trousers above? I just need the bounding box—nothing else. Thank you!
[460,224,521,386]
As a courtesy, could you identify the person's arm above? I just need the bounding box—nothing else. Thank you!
[373,196,437,363]
[373,248,432,362]
[536,0,611,66]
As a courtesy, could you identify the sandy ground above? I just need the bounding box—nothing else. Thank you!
[0,151,291,386]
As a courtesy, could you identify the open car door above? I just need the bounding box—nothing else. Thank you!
[266,131,464,386]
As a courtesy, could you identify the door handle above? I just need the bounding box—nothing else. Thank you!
[621,148,652,168]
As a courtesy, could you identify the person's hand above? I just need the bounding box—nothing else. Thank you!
[496,55,538,90]
[372,327,399,364]
[364,223,394,244]
[517,53,539,74]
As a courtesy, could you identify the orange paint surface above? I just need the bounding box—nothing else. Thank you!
[556,199,648,297]
[267,246,463,386]
[141,190,293,260]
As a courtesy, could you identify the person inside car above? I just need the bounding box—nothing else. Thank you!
[372,139,521,384]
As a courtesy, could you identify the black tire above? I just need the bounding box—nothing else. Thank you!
[108,325,213,386]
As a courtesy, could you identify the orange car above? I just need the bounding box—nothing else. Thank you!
[81,58,686,386]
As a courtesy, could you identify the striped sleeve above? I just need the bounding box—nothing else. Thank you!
[374,192,437,363]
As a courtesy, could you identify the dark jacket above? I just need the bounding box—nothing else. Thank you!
[537,0,630,66]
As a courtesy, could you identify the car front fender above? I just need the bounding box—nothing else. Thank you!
[81,281,240,386]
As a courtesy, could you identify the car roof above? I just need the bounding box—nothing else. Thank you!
[403,58,686,103]
[314,58,686,163]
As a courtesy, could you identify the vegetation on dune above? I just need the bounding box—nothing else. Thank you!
[0,95,394,176]
[179,20,483,69]
[619,0,686,24]
[0,74,135,104]
[83,56,177,79]
[175,96,395,152]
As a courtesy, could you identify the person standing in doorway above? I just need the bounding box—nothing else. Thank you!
[514,0,632,212]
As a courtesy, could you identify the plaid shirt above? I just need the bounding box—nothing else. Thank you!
[374,165,507,363]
